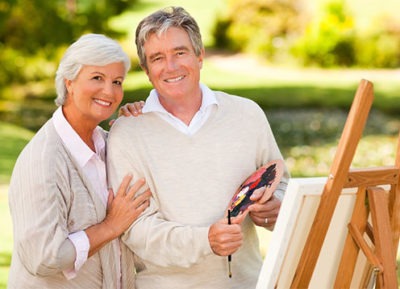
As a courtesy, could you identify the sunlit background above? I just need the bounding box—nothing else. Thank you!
[0,0,399,287]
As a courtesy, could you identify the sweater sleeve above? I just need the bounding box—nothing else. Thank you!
[254,103,290,201]
[8,129,76,276]
[107,118,213,268]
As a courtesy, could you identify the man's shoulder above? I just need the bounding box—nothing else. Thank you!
[214,90,260,108]
[213,90,265,118]
[107,114,153,143]
[109,115,143,131]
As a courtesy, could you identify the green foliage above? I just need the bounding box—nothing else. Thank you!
[355,16,400,68]
[1,0,138,54]
[0,0,139,88]
[292,0,356,67]
[212,0,305,59]
[214,0,400,68]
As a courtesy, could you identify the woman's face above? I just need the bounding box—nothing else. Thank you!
[64,62,125,128]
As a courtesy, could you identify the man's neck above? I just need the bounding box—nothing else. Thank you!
[158,93,202,126]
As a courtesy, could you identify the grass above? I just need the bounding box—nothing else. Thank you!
[0,185,12,289]
[0,122,34,184]
[0,123,31,287]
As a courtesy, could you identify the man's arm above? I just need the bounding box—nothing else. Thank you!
[106,118,243,267]
[248,108,290,229]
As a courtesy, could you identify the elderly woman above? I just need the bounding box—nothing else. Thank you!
[8,34,151,289]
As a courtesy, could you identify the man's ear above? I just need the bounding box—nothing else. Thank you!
[141,65,152,82]
[199,48,205,69]
[140,64,149,75]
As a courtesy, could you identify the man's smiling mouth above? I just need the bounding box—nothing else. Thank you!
[165,76,184,83]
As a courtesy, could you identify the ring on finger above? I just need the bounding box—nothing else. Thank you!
[264,217,269,224]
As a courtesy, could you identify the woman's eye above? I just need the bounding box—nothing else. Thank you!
[93,76,102,80]
[114,80,122,86]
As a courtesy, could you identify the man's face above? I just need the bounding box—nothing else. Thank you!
[143,27,204,104]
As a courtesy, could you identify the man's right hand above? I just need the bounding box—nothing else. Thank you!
[207,214,245,256]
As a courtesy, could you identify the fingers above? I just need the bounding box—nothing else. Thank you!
[125,178,146,199]
[227,210,248,225]
[248,196,281,228]
[107,189,114,206]
[250,186,273,204]
[250,212,278,228]
[131,189,151,210]
[208,222,243,256]
[119,101,145,117]
[115,174,133,197]
[118,105,130,117]
[104,177,151,237]
[133,101,145,113]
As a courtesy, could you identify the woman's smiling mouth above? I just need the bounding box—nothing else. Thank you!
[94,98,112,107]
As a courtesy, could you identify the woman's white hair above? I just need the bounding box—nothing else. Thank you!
[55,33,131,106]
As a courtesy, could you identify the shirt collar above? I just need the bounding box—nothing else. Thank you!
[142,83,218,114]
[53,107,105,168]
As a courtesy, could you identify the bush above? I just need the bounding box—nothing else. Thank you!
[212,0,306,59]
[355,16,400,68]
[292,0,357,67]
[0,0,139,89]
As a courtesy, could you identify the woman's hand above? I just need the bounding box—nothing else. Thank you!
[103,174,151,237]
[109,101,145,126]
[119,101,145,117]
[85,174,151,257]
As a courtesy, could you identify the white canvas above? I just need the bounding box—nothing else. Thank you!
[255,177,366,289]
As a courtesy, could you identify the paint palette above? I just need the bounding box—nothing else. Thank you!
[229,160,284,217]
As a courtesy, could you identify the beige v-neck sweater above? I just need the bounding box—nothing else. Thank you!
[107,91,290,289]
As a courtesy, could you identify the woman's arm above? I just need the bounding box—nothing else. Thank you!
[85,174,151,257]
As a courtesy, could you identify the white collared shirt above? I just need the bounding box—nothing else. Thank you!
[142,83,218,135]
[53,107,120,286]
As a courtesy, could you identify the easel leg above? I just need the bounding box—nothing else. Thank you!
[334,187,369,288]
[368,187,398,289]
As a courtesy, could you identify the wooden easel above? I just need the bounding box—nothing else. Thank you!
[291,79,400,288]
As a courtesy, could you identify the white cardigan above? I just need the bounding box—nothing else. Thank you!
[8,119,136,289]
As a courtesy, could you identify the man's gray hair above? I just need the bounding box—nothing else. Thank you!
[135,6,203,71]
[55,33,131,106]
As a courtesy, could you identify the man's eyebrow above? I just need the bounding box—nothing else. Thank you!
[148,52,162,61]
[148,46,191,60]
[173,45,190,52]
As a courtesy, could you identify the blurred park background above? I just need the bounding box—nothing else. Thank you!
[0,0,399,287]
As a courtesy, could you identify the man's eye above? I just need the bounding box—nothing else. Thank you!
[114,80,122,86]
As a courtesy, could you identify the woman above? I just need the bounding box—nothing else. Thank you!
[8,34,151,289]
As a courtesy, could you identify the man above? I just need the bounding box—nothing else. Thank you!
[107,6,290,289]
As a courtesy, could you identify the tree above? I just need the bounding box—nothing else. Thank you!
[0,0,138,88]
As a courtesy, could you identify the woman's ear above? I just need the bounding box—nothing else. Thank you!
[65,79,72,95]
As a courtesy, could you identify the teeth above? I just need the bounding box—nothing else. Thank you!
[165,76,184,83]
[94,99,111,106]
